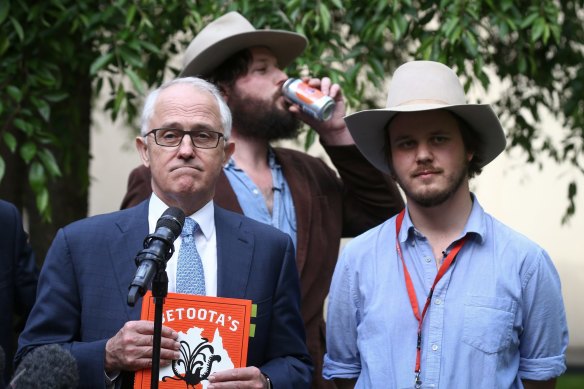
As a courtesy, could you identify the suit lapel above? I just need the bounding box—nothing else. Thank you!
[108,201,150,320]
[214,207,254,299]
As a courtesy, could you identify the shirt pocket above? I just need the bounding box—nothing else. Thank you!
[461,295,517,354]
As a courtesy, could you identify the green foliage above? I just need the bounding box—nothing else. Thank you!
[1,0,583,223]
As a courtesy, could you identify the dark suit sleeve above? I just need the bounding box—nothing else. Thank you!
[0,201,38,382]
[324,143,404,236]
[15,228,109,388]
[13,226,39,319]
[120,165,152,210]
[259,237,313,388]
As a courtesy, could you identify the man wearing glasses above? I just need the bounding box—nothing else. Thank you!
[121,13,405,388]
[17,77,312,388]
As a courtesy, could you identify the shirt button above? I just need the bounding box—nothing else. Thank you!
[432,344,439,351]
[424,256,431,263]
[252,189,259,195]
[434,298,442,305]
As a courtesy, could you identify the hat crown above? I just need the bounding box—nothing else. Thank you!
[182,12,254,69]
[386,61,467,109]
[180,12,306,77]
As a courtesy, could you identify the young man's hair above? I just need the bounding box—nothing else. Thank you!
[384,111,483,178]
[205,49,253,94]
[455,114,483,178]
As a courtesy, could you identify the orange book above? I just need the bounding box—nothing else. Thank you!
[134,291,252,389]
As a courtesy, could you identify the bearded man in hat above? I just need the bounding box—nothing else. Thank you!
[323,61,568,389]
[121,12,404,388]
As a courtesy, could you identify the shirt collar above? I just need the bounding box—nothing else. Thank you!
[398,193,486,244]
[148,193,216,241]
[224,147,280,170]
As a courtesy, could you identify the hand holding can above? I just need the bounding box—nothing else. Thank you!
[282,78,336,121]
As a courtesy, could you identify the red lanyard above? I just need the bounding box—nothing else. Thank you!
[395,210,467,387]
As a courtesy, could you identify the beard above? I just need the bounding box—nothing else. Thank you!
[395,159,469,208]
[228,87,301,142]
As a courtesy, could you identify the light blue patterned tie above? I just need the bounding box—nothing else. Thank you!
[176,218,206,295]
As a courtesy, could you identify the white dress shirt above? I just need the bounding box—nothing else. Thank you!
[148,193,218,296]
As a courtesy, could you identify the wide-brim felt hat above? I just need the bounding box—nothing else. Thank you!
[180,11,308,77]
[344,60,506,175]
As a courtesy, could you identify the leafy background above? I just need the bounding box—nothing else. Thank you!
[1,0,583,381]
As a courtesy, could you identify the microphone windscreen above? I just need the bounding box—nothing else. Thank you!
[156,207,185,237]
[11,344,79,389]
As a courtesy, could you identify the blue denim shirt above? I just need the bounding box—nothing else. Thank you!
[324,195,568,388]
[223,148,297,251]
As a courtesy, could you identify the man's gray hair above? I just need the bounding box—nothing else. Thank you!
[140,77,232,139]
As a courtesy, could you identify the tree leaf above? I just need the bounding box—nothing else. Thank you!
[125,4,137,27]
[90,52,114,75]
[28,161,46,192]
[35,99,51,122]
[3,132,17,152]
[38,148,62,177]
[10,16,24,41]
[36,188,50,221]
[20,141,37,164]
[125,67,145,95]
[531,17,546,42]
[7,85,23,102]
[0,1,9,24]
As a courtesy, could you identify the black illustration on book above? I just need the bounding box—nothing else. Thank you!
[162,338,222,388]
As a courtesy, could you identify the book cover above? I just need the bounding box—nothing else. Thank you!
[134,291,252,389]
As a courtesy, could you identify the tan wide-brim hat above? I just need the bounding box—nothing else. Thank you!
[180,12,308,77]
[345,60,506,175]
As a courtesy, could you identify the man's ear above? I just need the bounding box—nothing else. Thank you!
[223,141,235,165]
[217,82,230,102]
[135,136,150,168]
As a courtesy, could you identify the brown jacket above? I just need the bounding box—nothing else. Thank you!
[120,144,404,388]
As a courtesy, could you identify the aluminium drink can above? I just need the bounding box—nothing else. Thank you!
[282,78,336,121]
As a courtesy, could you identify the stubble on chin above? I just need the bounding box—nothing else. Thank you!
[396,164,469,208]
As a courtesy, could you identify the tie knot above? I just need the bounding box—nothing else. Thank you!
[181,217,199,237]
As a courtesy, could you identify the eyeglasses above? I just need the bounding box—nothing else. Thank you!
[146,128,225,149]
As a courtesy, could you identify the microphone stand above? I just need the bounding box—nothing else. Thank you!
[128,234,176,389]
[150,269,168,389]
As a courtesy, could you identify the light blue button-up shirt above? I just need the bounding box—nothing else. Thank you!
[223,148,297,251]
[324,195,568,388]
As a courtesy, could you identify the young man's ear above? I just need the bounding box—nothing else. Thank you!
[216,82,230,102]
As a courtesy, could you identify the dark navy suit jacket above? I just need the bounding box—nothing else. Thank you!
[0,200,38,386]
[16,200,311,388]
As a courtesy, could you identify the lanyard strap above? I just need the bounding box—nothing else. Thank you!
[395,210,467,386]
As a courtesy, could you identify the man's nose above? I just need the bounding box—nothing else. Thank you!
[274,67,288,85]
[415,143,434,163]
[177,133,196,156]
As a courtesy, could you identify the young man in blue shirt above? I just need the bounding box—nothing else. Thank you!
[323,61,568,389]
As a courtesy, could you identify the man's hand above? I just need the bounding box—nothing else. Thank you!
[207,366,269,389]
[289,76,354,146]
[104,320,180,372]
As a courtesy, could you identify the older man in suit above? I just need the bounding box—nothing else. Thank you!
[16,77,311,389]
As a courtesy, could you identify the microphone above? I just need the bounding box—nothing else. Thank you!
[128,207,185,306]
[9,344,79,389]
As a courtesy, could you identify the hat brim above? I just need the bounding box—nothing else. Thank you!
[180,30,307,77]
[345,104,506,175]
